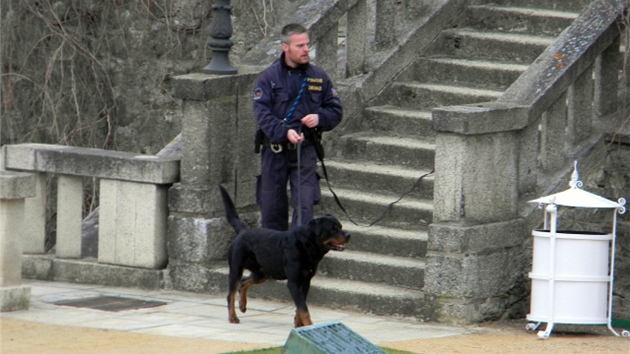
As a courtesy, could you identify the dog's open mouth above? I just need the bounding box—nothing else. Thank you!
[327,243,346,251]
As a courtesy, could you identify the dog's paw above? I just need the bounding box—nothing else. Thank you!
[239,303,247,313]
[293,315,301,327]
[294,310,312,327]
[229,316,240,324]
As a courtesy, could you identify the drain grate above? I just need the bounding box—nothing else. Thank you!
[51,296,167,312]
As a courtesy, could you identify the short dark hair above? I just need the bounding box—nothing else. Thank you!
[281,23,308,44]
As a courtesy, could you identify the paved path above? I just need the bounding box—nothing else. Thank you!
[1,280,477,353]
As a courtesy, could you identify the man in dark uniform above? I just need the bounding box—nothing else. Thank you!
[253,23,343,231]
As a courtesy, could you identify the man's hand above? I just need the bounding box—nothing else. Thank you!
[287,129,304,144]
[301,114,319,128]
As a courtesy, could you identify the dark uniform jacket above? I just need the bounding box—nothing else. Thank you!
[253,53,343,144]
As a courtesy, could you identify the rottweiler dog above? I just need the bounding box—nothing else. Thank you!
[219,185,350,327]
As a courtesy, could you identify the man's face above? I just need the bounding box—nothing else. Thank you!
[282,32,310,68]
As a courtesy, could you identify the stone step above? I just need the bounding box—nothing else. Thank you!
[334,132,436,169]
[318,250,426,290]
[319,159,434,200]
[316,186,433,230]
[387,82,504,110]
[208,267,427,319]
[338,223,428,258]
[478,0,593,13]
[406,57,528,90]
[364,106,435,139]
[465,5,579,36]
[438,28,555,63]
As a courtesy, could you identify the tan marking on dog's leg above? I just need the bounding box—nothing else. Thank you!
[238,277,254,313]
[238,275,268,313]
[294,309,312,327]
[228,287,240,324]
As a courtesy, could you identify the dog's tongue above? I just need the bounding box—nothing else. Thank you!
[331,244,346,251]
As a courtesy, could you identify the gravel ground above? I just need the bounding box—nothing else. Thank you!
[2,318,629,354]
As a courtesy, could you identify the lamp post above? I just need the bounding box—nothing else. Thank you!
[203,0,237,75]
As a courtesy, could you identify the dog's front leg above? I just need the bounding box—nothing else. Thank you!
[287,280,312,328]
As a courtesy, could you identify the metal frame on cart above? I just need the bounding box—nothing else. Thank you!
[525,162,630,339]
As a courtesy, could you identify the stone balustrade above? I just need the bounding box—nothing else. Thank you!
[427,0,625,322]
[1,144,180,270]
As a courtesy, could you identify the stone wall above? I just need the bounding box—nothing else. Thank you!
[0,0,297,249]
[585,138,630,320]
[0,0,292,154]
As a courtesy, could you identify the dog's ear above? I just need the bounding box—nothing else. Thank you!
[309,218,322,235]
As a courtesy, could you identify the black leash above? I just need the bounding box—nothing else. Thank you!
[296,125,303,226]
[367,169,434,227]
[313,132,434,227]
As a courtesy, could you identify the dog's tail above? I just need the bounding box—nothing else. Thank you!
[218,185,248,234]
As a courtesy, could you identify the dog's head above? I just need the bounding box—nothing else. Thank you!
[307,215,351,252]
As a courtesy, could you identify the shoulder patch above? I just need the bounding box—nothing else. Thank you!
[331,87,339,98]
[253,87,263,100]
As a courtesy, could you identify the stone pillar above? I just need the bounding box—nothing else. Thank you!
[315,23,338,81]
[594,35,620,118]
[98,179,168,269]
[346,0,367,77]
[56,175,83,258]
[167,69,260,292]
[22,173,47,253]
[0,171,35,311]
[374,0,396,50]
[428,103,530,323]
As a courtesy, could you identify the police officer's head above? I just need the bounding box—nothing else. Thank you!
[281,23,310,68]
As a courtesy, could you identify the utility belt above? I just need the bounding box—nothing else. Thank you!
[254,128,324,160]
[261,136,312,155]
[254,129,307,153]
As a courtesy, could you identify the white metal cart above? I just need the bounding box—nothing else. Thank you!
[526,162,629,339]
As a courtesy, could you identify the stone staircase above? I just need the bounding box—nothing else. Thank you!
[213,0,593,320]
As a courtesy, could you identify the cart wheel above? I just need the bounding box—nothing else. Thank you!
[622,330,629,338]
[525,323,537,331]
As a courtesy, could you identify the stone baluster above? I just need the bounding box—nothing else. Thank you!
[0,171,35,311]
[346,0,368,77]
[374,0,396,50]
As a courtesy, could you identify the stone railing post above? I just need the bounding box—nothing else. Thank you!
[0,171,35,311]
[345,0,367,77]
[314,22,339,81]
[56,175,83,258]
[594,35,620,119]
[374,0,397,50]
[427,103,529,323]
[168,69,260,292]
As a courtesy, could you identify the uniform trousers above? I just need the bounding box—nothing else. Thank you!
[257,143,320,231]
